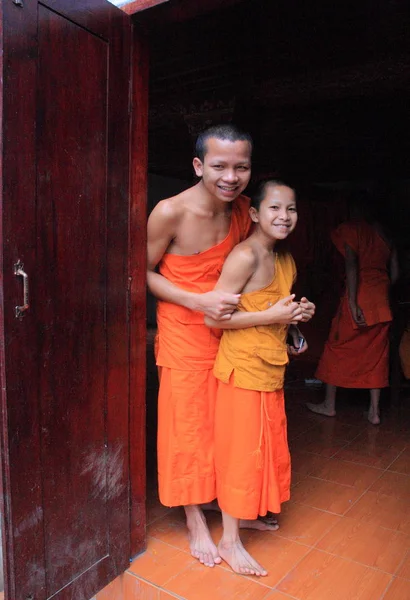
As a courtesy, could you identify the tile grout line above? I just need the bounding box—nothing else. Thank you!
[281,545,400,577]
[346,445,410,518]
[270,589,300,600]
[292,440,409,498]
[392,547,410,579]
[146,506,175,527]
[288,491,410,534]
[300,447,406,470]
[383,446,408,472]
[379,576,397,600]
[125,571,187,600]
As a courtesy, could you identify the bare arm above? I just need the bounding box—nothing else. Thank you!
[147,200,191,306]
[345,243,366,326]
[204,247,303,330]
[147,200,240,319]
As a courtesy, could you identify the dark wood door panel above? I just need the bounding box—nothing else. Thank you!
[37,6,109,596]
[39,0,111,40]
[1,1,45,597]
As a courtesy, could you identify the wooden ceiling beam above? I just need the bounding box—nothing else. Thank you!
[118,0,169,16]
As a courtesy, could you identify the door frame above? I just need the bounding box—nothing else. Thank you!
[129,24,149,559]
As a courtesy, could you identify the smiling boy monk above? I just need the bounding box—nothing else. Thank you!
[147,125,253,568]
[205,180,314,576]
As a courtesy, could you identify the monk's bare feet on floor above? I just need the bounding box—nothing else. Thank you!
[306,402,336,417]
[368,407,380,425]
[240,518,278,531]
[218,539,267,576]
[185,505,221,567]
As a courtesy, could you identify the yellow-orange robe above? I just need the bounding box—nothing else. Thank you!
[316,220,392,388]
[213,252,295,520]
[156,195,251,507]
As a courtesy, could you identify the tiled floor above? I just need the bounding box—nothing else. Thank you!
[96,371,410,600]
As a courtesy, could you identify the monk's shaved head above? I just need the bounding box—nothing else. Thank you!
[195,124,253,162]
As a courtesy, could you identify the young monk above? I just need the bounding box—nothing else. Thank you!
[205,180,314,576]
[147,125,253,568]
[307,199,399,424]
[147,127,315,569]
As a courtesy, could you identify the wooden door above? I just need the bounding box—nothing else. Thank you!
[0,1,144,599]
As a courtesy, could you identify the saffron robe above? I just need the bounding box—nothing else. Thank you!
[316,220,392,389]
[213,252,295,519]
[156,195,251,507]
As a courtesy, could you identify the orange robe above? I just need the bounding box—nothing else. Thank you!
[213,252,295,520]
[316,220,392,388]
[156,195,251,507]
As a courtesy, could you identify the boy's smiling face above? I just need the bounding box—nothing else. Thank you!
[250,184,298,240]
[193,137,251,203]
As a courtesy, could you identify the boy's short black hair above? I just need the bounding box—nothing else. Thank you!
[195,124,253,162]
[251,179,296,210]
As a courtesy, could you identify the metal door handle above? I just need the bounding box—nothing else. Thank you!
[14,260,29,319]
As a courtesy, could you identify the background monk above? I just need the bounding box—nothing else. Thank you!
[308,198,399,424]
[147,124,254,568]
[204,180,315,576]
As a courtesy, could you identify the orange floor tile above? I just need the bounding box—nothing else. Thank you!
[94,350,410,600]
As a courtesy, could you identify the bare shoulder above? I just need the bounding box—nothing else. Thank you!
[149,186,199,222]
[216,240,258,290]
[148,195,190,245]
[225,241,258,270]
[149,193,185,224]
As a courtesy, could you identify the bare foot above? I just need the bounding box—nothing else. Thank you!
[218,539,267,576]
[368,407,380,425]
[240,518,278,531]
[185,506,221,567]
[306,402,336,417]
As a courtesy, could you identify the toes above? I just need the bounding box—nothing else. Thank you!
[201,553,214,567]
[193,550,213,567]
[240,566,266,576]
[205,553,215,567]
